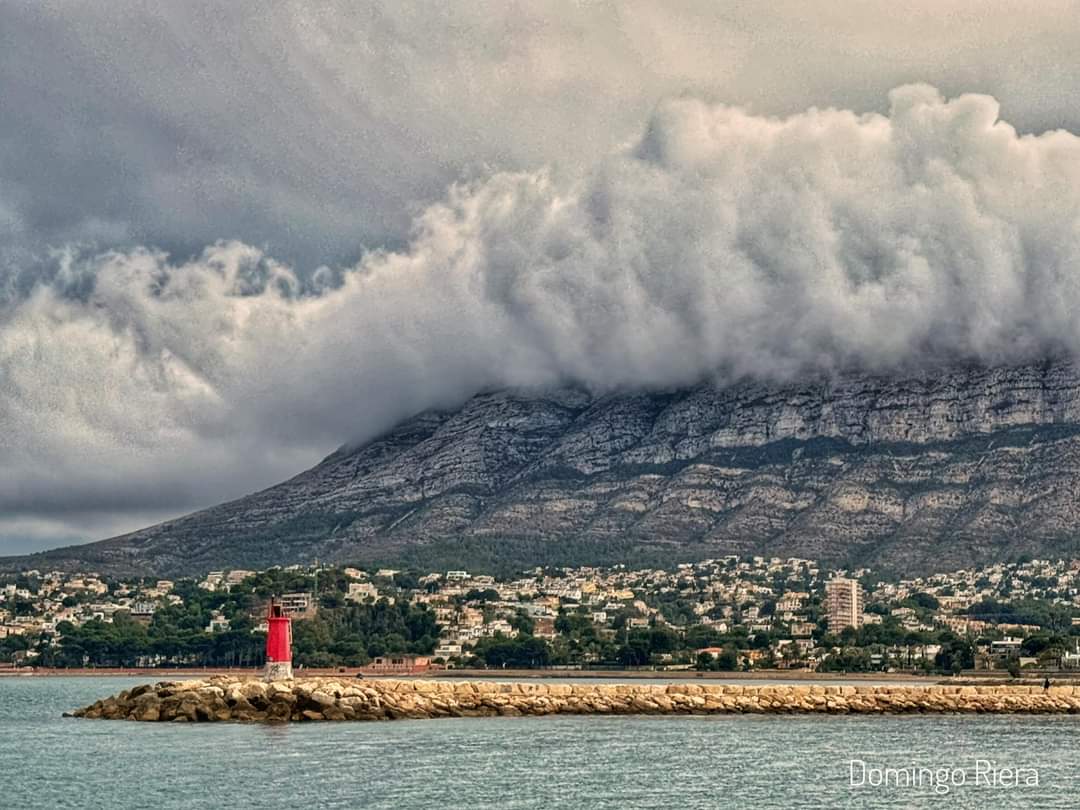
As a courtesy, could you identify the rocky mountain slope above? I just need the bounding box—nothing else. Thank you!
[12,362,1080,576]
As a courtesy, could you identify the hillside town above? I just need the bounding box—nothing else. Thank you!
[3,555,1080,675]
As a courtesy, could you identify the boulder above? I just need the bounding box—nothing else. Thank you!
[308,691,336,708]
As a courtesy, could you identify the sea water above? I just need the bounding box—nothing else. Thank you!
[1,677,1077,809]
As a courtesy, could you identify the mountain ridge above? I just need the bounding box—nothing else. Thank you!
[9,361,1080,577]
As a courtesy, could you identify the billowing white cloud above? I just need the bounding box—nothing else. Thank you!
[4,85,1080,551]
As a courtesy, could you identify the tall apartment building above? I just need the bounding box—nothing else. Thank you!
[825,577,863,632]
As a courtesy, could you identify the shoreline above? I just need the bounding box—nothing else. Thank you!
[8,666,1079,686]
[1,666,937,681]
[437,668,935,682]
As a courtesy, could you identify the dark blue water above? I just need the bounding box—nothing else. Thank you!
[2,677,1078,808]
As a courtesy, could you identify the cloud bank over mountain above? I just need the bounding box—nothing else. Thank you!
[4,83,1080,550]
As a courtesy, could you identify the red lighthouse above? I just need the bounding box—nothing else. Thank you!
[264,599,293,681]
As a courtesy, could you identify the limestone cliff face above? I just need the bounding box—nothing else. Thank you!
[18,362,1080,576]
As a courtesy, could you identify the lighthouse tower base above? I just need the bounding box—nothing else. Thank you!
[264,661,293,681]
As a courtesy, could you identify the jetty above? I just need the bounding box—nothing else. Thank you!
[69,677,1080,722]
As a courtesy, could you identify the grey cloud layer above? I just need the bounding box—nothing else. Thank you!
[3,85,1080,549]
[4,1,1080,275]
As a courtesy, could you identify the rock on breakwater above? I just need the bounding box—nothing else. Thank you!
[68,678,1080,722]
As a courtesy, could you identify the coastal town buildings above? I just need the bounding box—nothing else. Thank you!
[278,592,317,619]
[825,578,864,632]
[5,554,1080,674]
[346,582,379,603]
[367,655,432,674]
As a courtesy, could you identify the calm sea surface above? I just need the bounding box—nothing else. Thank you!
[2,676,1078,809]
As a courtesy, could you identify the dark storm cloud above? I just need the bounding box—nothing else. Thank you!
[4,1,1080,271]
[4,2,1080,551]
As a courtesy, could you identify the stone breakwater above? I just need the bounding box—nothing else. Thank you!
[68,678,1080,722]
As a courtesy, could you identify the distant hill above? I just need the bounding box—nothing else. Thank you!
[9,362,1080,577]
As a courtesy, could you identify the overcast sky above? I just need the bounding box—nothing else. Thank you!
[4,1,1080,554]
